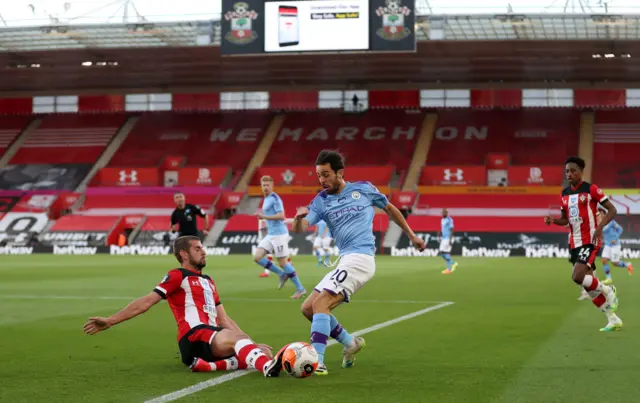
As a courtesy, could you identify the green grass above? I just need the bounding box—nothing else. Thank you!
[0,255,638,403]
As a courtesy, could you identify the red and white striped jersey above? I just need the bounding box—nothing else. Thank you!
[153,268,221,340]
[560,182,608,249]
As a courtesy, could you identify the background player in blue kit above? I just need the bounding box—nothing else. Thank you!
[253,175,306,299]
[312,219,332,266]
[600,207,634,284]
[440,208,458,274]
[293,150,425,376]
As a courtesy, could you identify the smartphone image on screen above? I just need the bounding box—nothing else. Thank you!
[278,6,299,47]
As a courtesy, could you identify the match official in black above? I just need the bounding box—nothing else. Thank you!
[170,192,209,240]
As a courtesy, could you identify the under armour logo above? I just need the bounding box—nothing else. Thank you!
[119,170,138,183]
[443,169,464,181]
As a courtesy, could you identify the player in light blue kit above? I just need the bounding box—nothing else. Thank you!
[600,208,634,285]
[440,208,458,274]
[292,150,425,376]
[312,219,332,266]
[253,175,306,299]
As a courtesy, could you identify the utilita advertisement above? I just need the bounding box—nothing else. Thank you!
[264,0,369,52]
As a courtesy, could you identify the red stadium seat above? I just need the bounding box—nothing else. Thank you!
[10,114,126,164]
[0,116,32,157]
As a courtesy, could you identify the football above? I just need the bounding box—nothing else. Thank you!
[281,342,319,378]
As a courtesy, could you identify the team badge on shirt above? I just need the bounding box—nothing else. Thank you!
[351,191,361,200]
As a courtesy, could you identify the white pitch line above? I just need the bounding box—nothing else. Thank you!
[143,301,455,403]
[0,295,450,304]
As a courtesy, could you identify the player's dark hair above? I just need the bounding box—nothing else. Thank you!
[565,156,585,171]
[173,235,200,264]
[315,149,345,173]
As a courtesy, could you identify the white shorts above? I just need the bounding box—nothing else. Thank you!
[257,234,290,258]
[602,245,621,262]
[313,237,333,249]
[439,238,452,253]
[314,254,375,302]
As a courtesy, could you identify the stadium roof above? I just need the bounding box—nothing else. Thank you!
[3,14,640,51]
[1,40,639,95]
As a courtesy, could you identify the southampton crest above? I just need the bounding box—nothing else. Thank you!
[375,0,412,41]
[223,2,259,45]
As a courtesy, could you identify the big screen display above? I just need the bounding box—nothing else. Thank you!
[264,0,369,53]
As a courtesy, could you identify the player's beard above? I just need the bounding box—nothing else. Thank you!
[190,256,206,270]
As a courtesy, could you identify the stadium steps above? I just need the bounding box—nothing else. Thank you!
[234,114,286,193]
[0,118,41,167]
[74,116,139,193]
[383,221,403,248]
[236,196,262,214]
[578,111,595,182]
[204,219,229,246]
[402,112,438,191]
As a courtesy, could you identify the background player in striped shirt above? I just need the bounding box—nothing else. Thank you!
[600,207,634,284]
[312,219,332,267]
[544,156,622,332]
[83,235,285,377]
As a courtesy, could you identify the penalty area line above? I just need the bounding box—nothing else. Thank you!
[142,301,455,403]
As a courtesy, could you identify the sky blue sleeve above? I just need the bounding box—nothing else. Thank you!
[273,196,284,213]
[362,182,389,209]
[305,197,323,226]
[615,221,623,236]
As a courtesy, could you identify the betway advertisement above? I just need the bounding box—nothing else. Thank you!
[216,214,387,254]
[388,231,640,259]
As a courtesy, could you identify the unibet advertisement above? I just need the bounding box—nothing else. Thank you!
[264,0,369,53]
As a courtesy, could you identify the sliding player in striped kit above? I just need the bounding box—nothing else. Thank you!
[83,236,286,377]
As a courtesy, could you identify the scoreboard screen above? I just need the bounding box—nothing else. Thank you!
[221,0,415,55]
[264,1,369,53]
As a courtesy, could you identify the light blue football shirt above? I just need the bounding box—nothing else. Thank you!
[441,216,454,240]
[603,220,623,247]
[306,182,388,256]
[316,220,331,238]
[263,192,288,236]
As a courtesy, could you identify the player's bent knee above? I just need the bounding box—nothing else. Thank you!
[301,303,313,320]
[311,293,336,314]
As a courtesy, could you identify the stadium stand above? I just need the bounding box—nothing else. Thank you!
[10,114,126,164]
[107,112,272,171]
[263,110,422,169]
[0,116,32,157]
[428,109,580,165]
[593,110,640,188]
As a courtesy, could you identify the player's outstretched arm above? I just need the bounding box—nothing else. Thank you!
[384,203,425,250]
[83,292,162,335]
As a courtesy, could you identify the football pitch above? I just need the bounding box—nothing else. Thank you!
[1,255,638,403]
